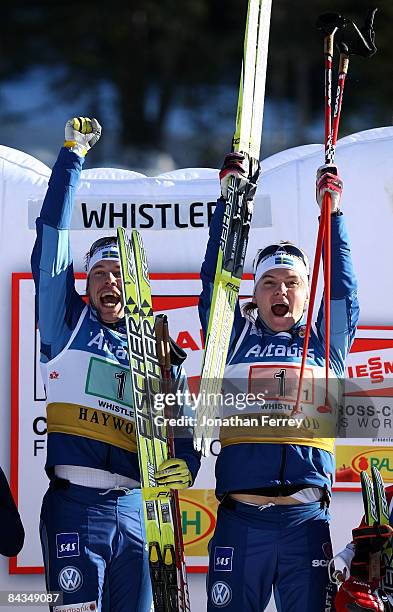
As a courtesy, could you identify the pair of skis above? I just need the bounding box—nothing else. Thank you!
[193,0,272,456]
[117,227,190,612]
[116,0,275,604]
[361,467,393,592]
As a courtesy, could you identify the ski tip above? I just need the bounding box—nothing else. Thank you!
[370,465,380,478]
[371,465,385,490]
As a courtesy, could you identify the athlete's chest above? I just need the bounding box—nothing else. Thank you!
[70,317,129,365]
[229,327,322,366]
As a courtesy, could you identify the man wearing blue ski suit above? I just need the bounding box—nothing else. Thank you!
[202,153,359,612]
[31,117,200,612]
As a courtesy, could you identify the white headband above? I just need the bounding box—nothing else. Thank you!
[254,251,309,287]
[87,245,120,274]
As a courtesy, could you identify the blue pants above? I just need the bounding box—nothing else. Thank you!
[206,499,336,612]
[40,481,152,612]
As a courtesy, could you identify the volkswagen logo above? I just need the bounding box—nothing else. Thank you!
[58,566,83,592]
[211,581,232,607]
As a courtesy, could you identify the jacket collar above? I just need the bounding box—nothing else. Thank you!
[255,312,306,338]
[89,304,126,334]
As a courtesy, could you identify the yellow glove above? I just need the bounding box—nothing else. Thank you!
[64,116,102,157]
[154,458,192,490]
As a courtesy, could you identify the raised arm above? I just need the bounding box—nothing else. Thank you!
[314,165,360,376]
[199,153,259,353]
[31,118,101,361]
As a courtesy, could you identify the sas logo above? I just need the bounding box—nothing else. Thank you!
[214,547,234,572]
[351,448,393,481]
[58,566,83,593]
[56,533,80,559]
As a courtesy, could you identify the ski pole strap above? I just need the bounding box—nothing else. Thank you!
[336,9,377,57]
[316,13,347,53]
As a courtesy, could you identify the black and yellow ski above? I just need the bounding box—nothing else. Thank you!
[118,227,188,611]
[194,0,272,455]
[371,467,393,597]
[361,468,392,587]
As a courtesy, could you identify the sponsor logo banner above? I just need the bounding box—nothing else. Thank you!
[335,446,393,485]
[179,490,218,561]
[27,196,272,231]
[54,602,96,612]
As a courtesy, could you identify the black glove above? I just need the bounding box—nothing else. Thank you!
[219,152,260,201]
[351,523,393,579]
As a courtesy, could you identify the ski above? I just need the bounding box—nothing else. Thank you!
[361,470,379,527]
[360,469,387,583]
[194,0,272,455]
[117,227,184,611]
[156,315,191,612]
[360,470,380,582]
[371,466,393,596]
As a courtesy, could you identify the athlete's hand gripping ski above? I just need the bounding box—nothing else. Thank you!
[219,152,260,201]
[64,116,102,157]
[154,458,192,491]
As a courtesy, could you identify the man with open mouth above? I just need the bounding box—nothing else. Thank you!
[203,152,359,612]
[31,117,200,612]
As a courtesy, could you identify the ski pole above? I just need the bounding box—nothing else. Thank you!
[292,10,377,416]
[318,51,351,397]
[292,13,345,415]
[316,13,348,163]
[318,15,346,414]
[321,9,378,412]
[155,315,191,612]
[321,10,377,412]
